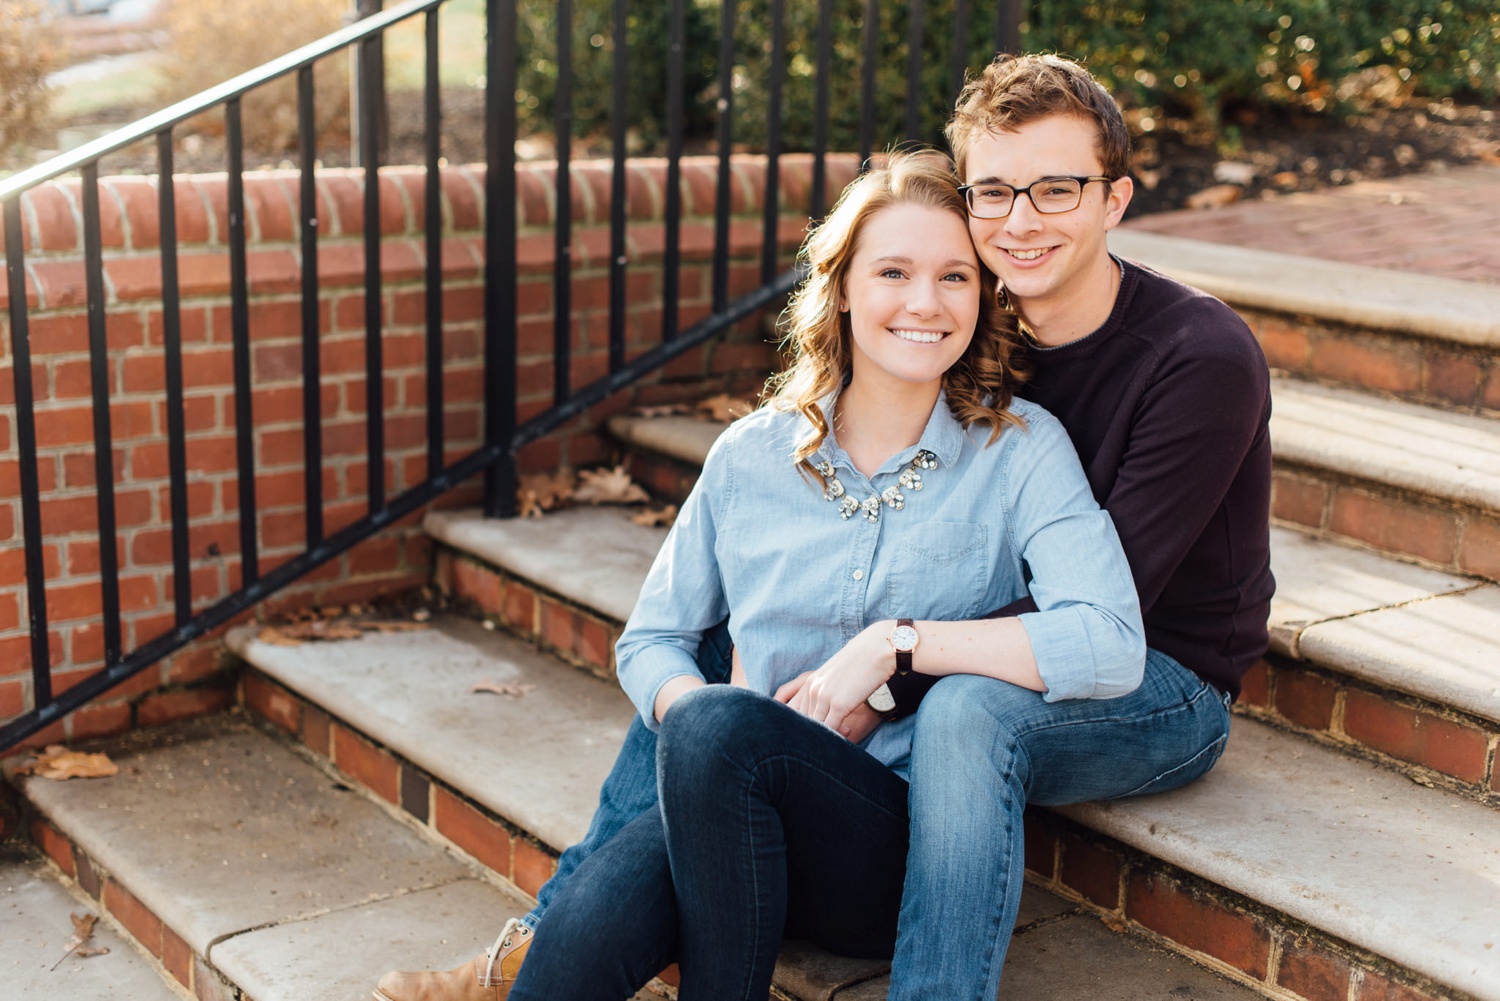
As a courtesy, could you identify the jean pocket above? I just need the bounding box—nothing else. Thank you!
[883,523,989,620]
[1119,729,1229,799]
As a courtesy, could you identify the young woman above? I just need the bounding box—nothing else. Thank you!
[504,152,1145,1000]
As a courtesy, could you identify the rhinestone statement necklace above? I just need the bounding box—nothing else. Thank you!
[815,449,938,523]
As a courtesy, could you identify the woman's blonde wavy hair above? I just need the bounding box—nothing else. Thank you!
[766,150,1029,476]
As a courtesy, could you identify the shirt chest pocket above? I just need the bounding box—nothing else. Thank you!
[882,522,991,621]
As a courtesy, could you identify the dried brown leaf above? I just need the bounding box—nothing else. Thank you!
[21,748,118,782]
[470,678,537,698]
[1184,184,1243,210]
[631,504,678,528]
[517,469,577,518]
[258,625,302,646]
[277,620,363,641]
[73,946,110,959]
[357,620,429,634]
[695,393,752,423]
[633,403,692,418]
[53,912,108,970]
[570,465,650,505]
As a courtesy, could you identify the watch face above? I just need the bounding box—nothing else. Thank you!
[889,624,919,652]
[867,683,896,713]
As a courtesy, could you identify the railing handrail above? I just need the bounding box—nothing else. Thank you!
[0,0,442,204]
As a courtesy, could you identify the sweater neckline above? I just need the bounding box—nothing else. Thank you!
[1023,255,1136,359]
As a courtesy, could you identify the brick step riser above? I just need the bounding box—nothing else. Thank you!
[1241,656,1500,805]
[1272,466,1500,582]
[1026,810,1476,1001]
[1246,307,1500,414]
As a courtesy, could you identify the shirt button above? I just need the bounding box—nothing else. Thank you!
[852,569,865,581]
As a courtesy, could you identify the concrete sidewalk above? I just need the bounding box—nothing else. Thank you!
[1122,163,1500,284]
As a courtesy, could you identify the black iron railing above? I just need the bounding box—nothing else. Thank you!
[0,0,1025,751]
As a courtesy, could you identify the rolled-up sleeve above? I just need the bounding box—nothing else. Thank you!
[1006,413,1146,700]
[615,432,735,729]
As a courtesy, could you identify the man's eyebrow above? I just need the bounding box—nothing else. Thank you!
[966,176,1004,185]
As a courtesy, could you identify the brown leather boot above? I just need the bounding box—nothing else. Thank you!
[373,918,532,1001]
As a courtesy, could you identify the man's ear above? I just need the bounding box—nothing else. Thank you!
[1103,175,1134,230]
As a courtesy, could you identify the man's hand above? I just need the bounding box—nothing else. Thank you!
[774,671,884,743]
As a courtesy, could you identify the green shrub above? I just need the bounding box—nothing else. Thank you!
[0,0,60,160]
[514,0,1499,153]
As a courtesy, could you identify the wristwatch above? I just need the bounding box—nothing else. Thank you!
[866,683,897,715]
[887,618,918,675]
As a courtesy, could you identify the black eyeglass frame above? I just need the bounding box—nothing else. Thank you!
[958,175,1116,219]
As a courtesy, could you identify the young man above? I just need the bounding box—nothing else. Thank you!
[375,52,1272,1001]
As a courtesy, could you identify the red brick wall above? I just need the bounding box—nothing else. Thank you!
[0,152,860,746]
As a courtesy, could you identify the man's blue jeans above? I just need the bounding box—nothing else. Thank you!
[519,647,1231,998]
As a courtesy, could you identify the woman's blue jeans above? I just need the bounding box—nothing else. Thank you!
[516,647,1231,999]
[509,685,911,1000]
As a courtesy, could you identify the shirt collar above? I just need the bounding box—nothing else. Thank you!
[805,386,966,474]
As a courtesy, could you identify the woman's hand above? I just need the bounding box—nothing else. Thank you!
[774,671,885,743]
[777,621,893,736]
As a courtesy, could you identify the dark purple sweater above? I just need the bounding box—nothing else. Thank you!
[1011,258,1274,699]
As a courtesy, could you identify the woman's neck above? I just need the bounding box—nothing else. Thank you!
[833,379,939,479]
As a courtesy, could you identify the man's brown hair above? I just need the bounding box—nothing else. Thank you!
[945,53,1131,182]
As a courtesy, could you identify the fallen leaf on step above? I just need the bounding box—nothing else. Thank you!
[52,912,109,970]
[470,678,537,698]
[274,620,364,642]
[695,393,752,423]
[632,504,678,528]
[358,620,429,634]
[571,465,650,505]
[633,403,692,418]
[258,625,303,646]
[19,747,119,781]
[1184,184,1243,210]
[517,469,577,518]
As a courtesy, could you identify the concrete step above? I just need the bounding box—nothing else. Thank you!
[1,842,186,1001]
[228,609,1497,1001]
[425,505,1500,802]
[7,715,541,1001]
[226,616,1262,1000]
[614,379,1500,584]
[1270,377,1500,580]
[1107,229,1500,413]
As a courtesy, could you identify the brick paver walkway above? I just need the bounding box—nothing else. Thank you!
[1121,164,1500,284]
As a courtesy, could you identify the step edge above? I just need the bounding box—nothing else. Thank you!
[1110,229,1500,348]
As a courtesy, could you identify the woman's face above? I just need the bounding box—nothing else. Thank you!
[842,201,981,396]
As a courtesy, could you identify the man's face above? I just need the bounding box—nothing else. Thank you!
[962,115,1132,320]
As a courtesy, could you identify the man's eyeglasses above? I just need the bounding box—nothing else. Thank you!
[958,175,1114,219]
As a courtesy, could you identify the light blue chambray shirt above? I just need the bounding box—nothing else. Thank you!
[615,390,1146,779]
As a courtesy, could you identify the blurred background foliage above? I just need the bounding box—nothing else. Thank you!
[515,0,1500,151]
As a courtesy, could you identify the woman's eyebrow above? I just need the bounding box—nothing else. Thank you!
[871,255,977,268]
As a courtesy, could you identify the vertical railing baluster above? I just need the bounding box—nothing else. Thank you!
[81,165,121,666]
[157,133,191,624]
[761,0,786,284]
[483,0,519,517]
[661,0,686,342]
[811,0,833,219]
[5,200,52,707]
[950,0,971,102]
[859,0,878,167]
[906,0,925,143]
[607,0,628,374]
[226,100,258,584]
[298,67,324,546]
[360,36,385,513]
[424,9,444,477]
[996,0,1021,55]
[712,0,736,312]
[552,0,574,406]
